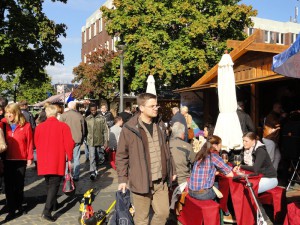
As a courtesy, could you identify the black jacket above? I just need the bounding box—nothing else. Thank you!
[241,143,277,178]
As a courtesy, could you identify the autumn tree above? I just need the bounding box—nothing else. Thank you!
[72,48,119,106]
[0,0,67,82]
[101,0,257,91]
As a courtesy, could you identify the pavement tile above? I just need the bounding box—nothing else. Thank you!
[0,152,118,224]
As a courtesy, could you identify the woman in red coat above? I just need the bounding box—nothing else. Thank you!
[3,103,34,221]
[35,104,74,222]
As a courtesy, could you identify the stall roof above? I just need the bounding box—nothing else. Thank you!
[33,92,72,107]
[174,30,289,93]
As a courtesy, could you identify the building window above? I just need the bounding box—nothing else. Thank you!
[83,31,86,43]
[94,23,97,36]
[99,18,103,33]
[106,41,109,50]
[264,30,270,43]
[248,28,254,35]
[280,33,285,44]
[291,34,295,44]
[84,54,87,63]
[89,27,91,40]
[270,31,275,43]
[276,33,280,44]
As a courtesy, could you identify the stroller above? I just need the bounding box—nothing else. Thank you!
[79,188,116,225]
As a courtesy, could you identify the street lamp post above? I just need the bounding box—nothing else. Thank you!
[117,44,126,113]
[13,84,17,103]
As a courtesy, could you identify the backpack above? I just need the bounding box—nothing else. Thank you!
[110,190,134,225]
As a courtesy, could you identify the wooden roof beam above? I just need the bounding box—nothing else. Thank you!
[227,40,289,54]
[192,30,261,87]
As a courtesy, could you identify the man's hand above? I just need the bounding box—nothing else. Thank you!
[27,159,33,167]
[118,183,127,193]
[172,175,177,181]
[233,166,240,172]
[68,161,72,169]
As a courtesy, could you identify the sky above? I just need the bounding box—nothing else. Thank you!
[43,0,300,84]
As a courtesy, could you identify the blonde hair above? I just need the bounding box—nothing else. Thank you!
[45,105,58,117]
[5,103,26,126]
[181,106,189,113]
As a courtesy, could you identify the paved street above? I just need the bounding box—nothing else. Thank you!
[0,152,118,225]
[0,150,299,224]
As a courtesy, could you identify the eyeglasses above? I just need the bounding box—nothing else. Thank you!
[143,105,160,109]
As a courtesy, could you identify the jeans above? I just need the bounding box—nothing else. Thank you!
[188,188,216,200]
[258,177,278,194]
[73,143,81,179]
[83,139,89,160]
[262,138,281,170]
[89,146,100,172]
[131,182,169,225]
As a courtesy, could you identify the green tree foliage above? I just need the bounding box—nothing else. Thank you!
[102,0,257,90]
[72,48,119,105]
[4,69,54,104]
[0,0,67,82]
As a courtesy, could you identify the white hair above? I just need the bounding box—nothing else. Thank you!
[171,122,185,138]
[181,106,189,113]
[68,101,76,110]
[45,105,58,117]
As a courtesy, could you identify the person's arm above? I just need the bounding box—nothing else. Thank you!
[186,114,192,128]
[102,119,109,147]
[245,114,255,132]
[116,128,129,191]
[25,123,34,165]
[213,153,233,176]
[63,124,75,161]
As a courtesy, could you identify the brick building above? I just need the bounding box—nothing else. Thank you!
[245,17,300,46]
[81,0,115,63]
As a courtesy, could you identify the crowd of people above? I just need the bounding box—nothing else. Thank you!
[0,93,296,225]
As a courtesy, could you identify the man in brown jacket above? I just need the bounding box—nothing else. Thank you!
[116,93,176,225]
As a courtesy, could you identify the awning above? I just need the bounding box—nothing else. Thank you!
[272,34,300,78]
[33,92,72,107]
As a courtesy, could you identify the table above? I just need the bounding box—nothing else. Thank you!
[218,171,262,225]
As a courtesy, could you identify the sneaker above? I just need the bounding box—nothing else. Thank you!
[223,214,236,223]
[90,172,96,181]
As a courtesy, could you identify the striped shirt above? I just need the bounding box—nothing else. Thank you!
[189,153,232,190]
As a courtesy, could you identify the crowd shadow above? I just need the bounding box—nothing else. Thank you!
[0,152,116,223]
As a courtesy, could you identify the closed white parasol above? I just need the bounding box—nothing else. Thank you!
[213,53,243,151]
[146,75,157,96]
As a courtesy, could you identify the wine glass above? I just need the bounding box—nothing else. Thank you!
[221,153,228,164]
[234,155,242,171]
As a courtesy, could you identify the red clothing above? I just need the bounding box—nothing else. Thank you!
[35,117,74,176]
[2,119,34,161]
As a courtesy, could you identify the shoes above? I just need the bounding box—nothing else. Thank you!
[223,214,236,223]
[90,171,98,180]
[90,172,96,180]
[16,206,27,215]
[5,212,16,221]
[73,177,79,182]
[41,214,56,222]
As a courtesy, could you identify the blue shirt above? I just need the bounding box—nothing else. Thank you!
[189,153,232,190]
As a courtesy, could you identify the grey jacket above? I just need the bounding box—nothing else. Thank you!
[85,113,108,147]
[60,109,85,144]
[169,137,195,184]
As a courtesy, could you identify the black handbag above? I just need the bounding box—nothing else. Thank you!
[110,189,134,225]
[63,164,75,196]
